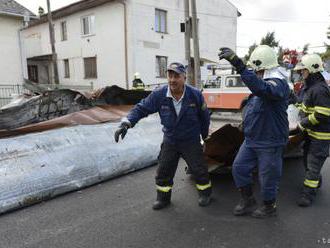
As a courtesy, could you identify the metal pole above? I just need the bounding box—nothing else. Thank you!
[184,0,193,85]
[47,0,59,84]
[191,0,201,88]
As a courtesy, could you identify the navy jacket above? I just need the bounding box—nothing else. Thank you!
[241,68,290,148]
[127,84,210,143]
[297,73,330,140]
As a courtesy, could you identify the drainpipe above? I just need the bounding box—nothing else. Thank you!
[118,0,129,89]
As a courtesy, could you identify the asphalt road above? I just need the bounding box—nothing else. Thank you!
[0,155,329,248]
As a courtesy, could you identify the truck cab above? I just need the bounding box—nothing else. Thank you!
[202,74,251,111]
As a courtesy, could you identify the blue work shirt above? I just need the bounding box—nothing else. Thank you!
[127,84,210,144]
[241,68,290,148]
[166,85,186,116]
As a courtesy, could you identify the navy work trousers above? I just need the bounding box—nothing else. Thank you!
[232,141,284,201]
[156,140,210,194]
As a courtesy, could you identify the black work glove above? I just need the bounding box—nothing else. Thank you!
[218,47,246,73]
[114,122,131,143]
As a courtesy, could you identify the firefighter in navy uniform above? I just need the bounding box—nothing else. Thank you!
[132,72,145,90]
[219,45,290,218]
[294,54,330,207]
[114,62,212,210]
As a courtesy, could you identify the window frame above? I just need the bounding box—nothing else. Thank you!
[63,59,70,78]
[60,21,67,41]
[224,76,246,88]
[84,56,98,79]
[28,65,38,83]
[155,56,168,78]
[155,9,167,33]
[81,15,95,36]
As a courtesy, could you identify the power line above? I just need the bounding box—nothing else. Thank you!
[239,17,330,24]
[135,2,330,24]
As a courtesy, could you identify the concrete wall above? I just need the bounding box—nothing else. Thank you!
[0,15,24,85]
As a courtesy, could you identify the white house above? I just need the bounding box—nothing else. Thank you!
[22,0,239,89]
[0,0,36,85]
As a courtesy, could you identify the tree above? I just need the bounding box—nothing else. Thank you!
[243,32,279,61]
[38,6,45,16]
[321,26,330,60]
[260,32,279,48]
[302,43,310,54]
[244,42,257,62]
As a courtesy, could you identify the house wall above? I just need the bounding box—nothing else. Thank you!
[0,15,24,84]
[22,1,126,88]
[22,0,238,89]
[126,0,237,86]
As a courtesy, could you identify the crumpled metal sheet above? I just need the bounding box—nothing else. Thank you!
[204,124,244,168]
[0,89,93,130]
[0,85,151,131]
[0,102,302,214]
[0,114,162,214]
[0,105,132,139]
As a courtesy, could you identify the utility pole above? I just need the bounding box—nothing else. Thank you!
[191,0,201,89]
[184,0,193,85]
[47,0,59,84]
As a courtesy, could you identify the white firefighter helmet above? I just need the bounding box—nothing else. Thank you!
[134,72,141,79]
[294,54,324,74]
[247,45,279,71]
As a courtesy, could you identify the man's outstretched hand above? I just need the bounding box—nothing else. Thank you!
[218,47,246,73]
[114,122,131,143]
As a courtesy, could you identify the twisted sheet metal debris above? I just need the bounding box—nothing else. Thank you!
[0,84,150,131]
[0,83,302,214]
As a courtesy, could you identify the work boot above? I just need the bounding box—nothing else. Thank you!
[198,187,212,207]
[152,191,171,210]
[251,200,277,218]
[233,186,257,216]
[297,193,313,207]
[198,195,211,207]
[297,185,316,207]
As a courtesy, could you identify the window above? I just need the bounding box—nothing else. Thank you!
[84,57,97,78]
[155,56,167,78]
[28,65,38,83]
[63,59,70,78]
[225,76,246,87]
[155,9,167,33]
[204,77,221,89]
[61,21,67,41]
[81,15,95,36]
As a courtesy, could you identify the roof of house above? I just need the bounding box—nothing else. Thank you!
[0,0,36,18]
[26,0,240,28]
[27,0,115,28]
